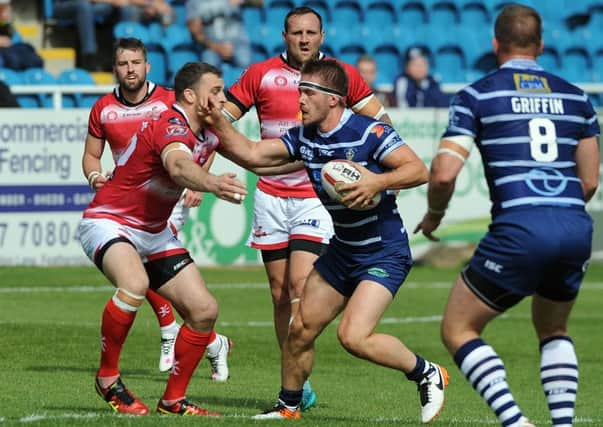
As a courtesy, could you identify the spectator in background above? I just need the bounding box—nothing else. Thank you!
[393,46,449,108]
[356,55,393,107]
[185,0,260,69]
[0,0,44,70]
[0,80,19,107]
[52,0,145,71]
[123,0,173,26]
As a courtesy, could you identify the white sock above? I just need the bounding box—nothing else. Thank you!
[160,321,179,337]
[540,337,578,427]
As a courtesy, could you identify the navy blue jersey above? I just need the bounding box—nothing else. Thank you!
[281,109,408,252]
[443,59,600,217]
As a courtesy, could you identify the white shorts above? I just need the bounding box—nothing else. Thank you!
[78,217,188,265]
[168,197,190,233]
[247,188,333,250]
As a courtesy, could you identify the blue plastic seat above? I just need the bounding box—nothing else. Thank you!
[57,68,98,108]
[162,24,194,52]
[0,67,22,85]
[300,0,330,22]
[430,1,459,27]
[332,1,362,28]
[147,45,168,86]
[459,2,490,26]
[560,47,592,83]
[364,1,397,28]
[265,1,291,31]
[172,4,186,26]
[23,68,57,108]
[372,44,400,86]
[337,44,367,66]
[591,50,603,82]
[399,1,428,27]
[221,64,245,88]
[434,45,466,83]
[147,22,165,46]
[167,45,199,78]
[537,46,561,71]
[241,5,265,29]
[114,21,150,43]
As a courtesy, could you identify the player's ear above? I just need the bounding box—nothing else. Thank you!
[183,87,196,104]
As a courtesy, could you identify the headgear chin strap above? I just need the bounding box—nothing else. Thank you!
[299,80,345,97]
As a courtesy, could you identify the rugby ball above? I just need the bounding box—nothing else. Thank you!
[320,160,381,211]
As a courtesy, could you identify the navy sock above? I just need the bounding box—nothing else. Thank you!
[278,387,302,408]
[406,354,427,382]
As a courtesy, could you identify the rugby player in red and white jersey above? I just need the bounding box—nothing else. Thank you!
[78,62,247,416]
[82,38,232,379]
[222,6,392,409]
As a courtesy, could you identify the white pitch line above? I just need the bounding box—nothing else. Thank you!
[2,282,603,293]
[2,412,601,425]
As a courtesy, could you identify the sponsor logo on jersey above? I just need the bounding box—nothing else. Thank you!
[168,117,185,125]
[345,148,356,161]
[252,226,268,237]
[274,75,288,86]
[368,267,389,278]
[300,146,314,161]
[513,73,551,93]
[371,124,385,138]
[166,124,188,137]
[484,259,503,273]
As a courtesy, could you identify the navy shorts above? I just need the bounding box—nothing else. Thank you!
[314,239,413,297]
[468,207,592,303]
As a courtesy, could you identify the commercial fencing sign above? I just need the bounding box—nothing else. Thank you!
[0,109,601,266]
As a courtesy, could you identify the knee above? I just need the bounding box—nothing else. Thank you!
[440,321,458,354]
[181,295,218,329]
[268,279,289,307]
[336,323,365,358]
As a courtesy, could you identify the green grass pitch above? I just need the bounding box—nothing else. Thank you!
[1,263,602,426]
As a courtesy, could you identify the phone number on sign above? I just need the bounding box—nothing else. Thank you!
[0,220,79,248]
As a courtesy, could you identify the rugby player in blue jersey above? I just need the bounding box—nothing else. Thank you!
[202,59,449,423]
[415,4,600,427]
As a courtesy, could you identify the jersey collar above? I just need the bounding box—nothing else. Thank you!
[317,108,352,138]
[114,81,157,107]
[500,58,543,71]
[280,51,325,70]
[172,103,206,143]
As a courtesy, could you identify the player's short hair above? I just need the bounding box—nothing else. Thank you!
[284,6,323,32]
[113,38,147,64]
[494,4,542,54]
[174,62,222,101]
[301,59,348,98]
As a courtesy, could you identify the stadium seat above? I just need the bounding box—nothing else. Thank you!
[337,44,367,66]
[560,47,592,83]
[372,44,400,86]
[459,2,490,26]
[398,1,428,27]
[57,68,97,108]
[364,2,397,28]
[147,22,165,46]
[147,45,168,86]
[0,67,22,85]
[162,24,194,52]
[361,24,401,54]
[250,43,270,64]
[166,45,199,79]
[537,46,561,71]
[457,27,490,69]
[591,50,603,82]
[23,67,57,108]
[429,1,459,27]
[241,5,265,29]
[222,64,245,88]
[434,45,465,83]
[265,1,292,30]
[472,51,497,76]
[113,21,150,43]
[172,3,186,26]
[300,0,331,22]
[332,1,362,28]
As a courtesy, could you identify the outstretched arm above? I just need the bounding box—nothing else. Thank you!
[162,144,247,204]
[413,139,469,241]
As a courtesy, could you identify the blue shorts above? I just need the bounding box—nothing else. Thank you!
[468,207,593,301]
[314,238,413,297]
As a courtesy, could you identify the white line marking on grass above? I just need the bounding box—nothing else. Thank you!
[2,282,603,293]
[3,413,600,425]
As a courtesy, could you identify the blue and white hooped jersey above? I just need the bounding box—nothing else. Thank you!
[444,59,600,217]
[281,109,408,251]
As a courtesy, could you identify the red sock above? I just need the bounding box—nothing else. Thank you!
[162,326,215,401]
[146,289,176,328]
[97,298,136,378]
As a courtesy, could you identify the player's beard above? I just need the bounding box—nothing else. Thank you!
[120,75,146,94]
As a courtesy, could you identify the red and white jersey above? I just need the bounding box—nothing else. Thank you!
[83,104,220,233]
[227,52,373,198]
[88,82,175,162]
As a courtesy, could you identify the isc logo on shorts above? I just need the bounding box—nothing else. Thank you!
[484,259,503,274]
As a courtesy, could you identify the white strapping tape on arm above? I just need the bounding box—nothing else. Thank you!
[221,107,237,123]
[445,135,474,153]
[351,94,374,111]
[161,143,192,168]
[436,147,468,163]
